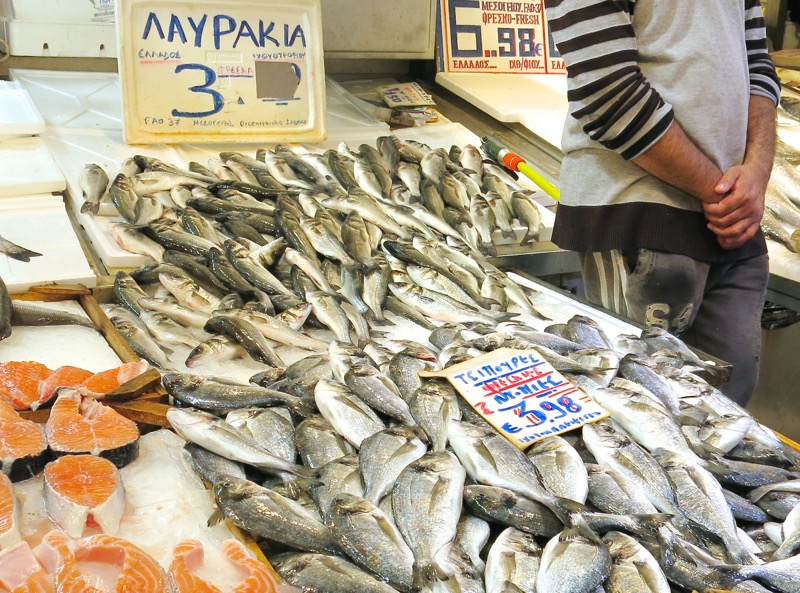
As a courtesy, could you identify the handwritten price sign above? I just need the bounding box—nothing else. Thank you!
[116,0,326,144]
[438,0,564,74]
[423,348,608,449]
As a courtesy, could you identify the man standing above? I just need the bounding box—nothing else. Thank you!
[543,0,779,405]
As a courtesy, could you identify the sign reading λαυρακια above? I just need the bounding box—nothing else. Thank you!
[421,348,609,449]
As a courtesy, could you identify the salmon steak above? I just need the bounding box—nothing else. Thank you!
[43,455,125,539]
[168,539,279,593]
[0,541,53,593]
[45,389,139,469]
[0,472,21,549]
[0,362,54,411]
[0,399,49,482]
[80,361,149,398]
[37,367,93,406]
[168,539,223,593]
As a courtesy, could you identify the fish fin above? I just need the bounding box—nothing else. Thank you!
[554,497,588,524]
[291,464,322,480]
[289,396,318,418]
[520,229,540,246]
[207,508,226,527]
[501,228,517,240]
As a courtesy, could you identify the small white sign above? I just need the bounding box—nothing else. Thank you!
[422,348,608,449]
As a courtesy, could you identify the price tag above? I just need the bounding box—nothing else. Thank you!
[116,0,326,144]
[421,348,608,449]
[437,0,564,74]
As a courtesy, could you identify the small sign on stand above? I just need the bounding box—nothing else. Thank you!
[422,348,608,449]
[116,0,327,144]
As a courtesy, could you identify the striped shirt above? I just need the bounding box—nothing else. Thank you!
[544,0,780,261]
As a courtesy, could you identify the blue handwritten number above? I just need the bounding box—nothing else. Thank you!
[448,0,482,58]
[171,63,224,118]
[498,28,515,57]
[558,396,581,413]
[518,29,535,57]
[540,401,568,420]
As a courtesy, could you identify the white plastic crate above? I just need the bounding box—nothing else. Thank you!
[2,0,115,23]
[2,19,116,57]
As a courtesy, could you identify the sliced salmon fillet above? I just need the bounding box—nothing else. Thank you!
[75,534,168,593]
[223,539,279,593]
[43,455,125,538]
[0,362,54,411]
[37,367,93,406]
[80,361,150,397]
[34,530,102,593]
[0,399,49,482]
[45,389,139,469]
[168,540,223,593]
[0,541,53,593]
[0,472,21,549]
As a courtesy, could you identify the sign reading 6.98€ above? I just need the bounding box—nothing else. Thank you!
[438,0,564,74]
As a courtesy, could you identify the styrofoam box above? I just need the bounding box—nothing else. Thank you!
[3,20,117,57]
[2,0,115,23]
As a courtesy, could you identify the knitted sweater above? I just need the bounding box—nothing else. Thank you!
[544,0,780,261]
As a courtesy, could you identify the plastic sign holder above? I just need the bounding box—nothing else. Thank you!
[422,348,608,449]
[116,0,327,144]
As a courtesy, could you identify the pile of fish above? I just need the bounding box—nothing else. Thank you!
[767,97,800,252]
[77,134,800,592]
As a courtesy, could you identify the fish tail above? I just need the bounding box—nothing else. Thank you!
[501,228,517,240]
[520,228,539,246]
[791,229,800,253]
[80,200,100,215]
[412,560,449,592]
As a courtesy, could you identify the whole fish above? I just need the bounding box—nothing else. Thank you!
[454,515,491,574]
[328,493,415,592]
[271,552,398,593]
[314,454,365,519]
[585,464,659,516]
[485,527,541,593]
[603,531,670,593]
[114,270,149,315]
[526,436,589,504]
[213,476,339,554]
[109,223,165,262]
[344,361,413,424]
[295,415,356,468]
[536,515,611,593]
[359,425,428,504]
[183,441,246,485]
[163,373,313,416]
[204,315,284,367]
[109,316,171,369]
[463,485,562,538]
[447,420,565,518]
[138,297,210,330]
[79,163,110,215]
[185,334,246,367]
[167,407,314,479]
[226,407,296,464]
[139,310,197,348]
[392,452,466,591]
[314,378,385,448]
[0,276,11,341]
[10,300,94,328]
[226,309,329,351]
[408,379,461,452]
[511,192,542,245]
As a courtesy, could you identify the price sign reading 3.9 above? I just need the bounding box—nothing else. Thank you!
[117,0,326,144]
[439,0,564,74]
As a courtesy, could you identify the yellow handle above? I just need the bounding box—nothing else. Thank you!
[517,161,560,202]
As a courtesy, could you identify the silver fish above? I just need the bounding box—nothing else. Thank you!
[183,441,246,485]
[79,163,109,215]
[214,476,339,554]
[359,426,428,505]
[536,515,611,593]
[138,297,210,329]
[344,361,414,425]
[408,379,461,453]
[463,485,562,538]
[167,407,314,478]
[271,552,398,593]
[110,316,171,369]
[526,436,589,504]
[585,464,659,516]
[314,378,385,448]
[314,454,365,519]
[603,531,670,593]
[139,310,197,348]
[392,452,466,590]
[226,407,296,465]
[328,493,415,592]
[485,527,541,593]
[454,515,491,575]
[185,335,246,367]
[295,415,356,469]
[511,192,542,246]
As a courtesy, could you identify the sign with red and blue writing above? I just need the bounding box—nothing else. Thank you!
[423,348,608,449]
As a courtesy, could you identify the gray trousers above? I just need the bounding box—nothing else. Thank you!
[580,249,769,405]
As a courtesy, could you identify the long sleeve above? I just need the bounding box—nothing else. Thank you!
[544,0,674,160]
[744,0,781,104]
